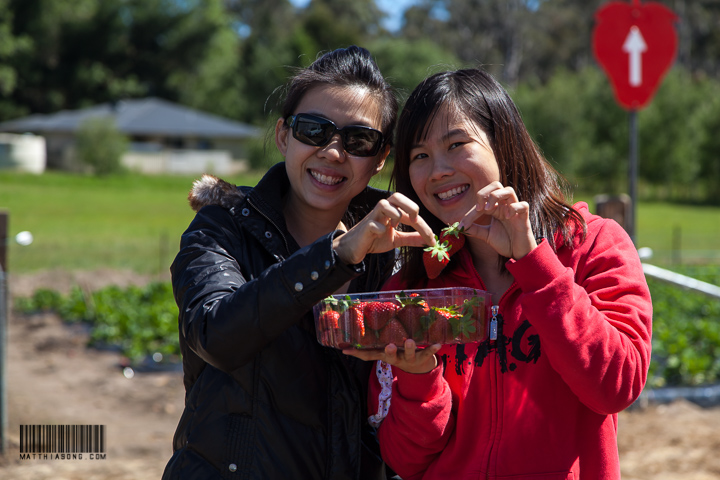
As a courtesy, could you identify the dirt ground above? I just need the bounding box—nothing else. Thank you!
[1,269,720,480]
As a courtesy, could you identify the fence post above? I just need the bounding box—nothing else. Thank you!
[0,210,8,454]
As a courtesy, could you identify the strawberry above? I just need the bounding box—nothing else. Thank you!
[396,292,430,343]
[320,296,360,349]
[425,309,450,344]
[440,222,466,253]
[363,301,398,331]
[318,309,340,331]
[423,238,451,280]
[317,309,341,346]
[356,328,380,348]
[425,305,462,344]
[422,222,466,279]
[378,318,408,346]
[347,303,366,342]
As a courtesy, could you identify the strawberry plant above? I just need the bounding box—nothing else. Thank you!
[647,265,720,387]
[14,282,180,363]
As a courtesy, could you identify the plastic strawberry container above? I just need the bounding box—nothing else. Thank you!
[314,287,491,349]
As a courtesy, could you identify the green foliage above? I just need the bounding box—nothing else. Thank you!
[245,118,283,171]
[165,0,246,121]
[15,282,180,362]
[368,38,464,101]
[515,66,720,202]
[647,265,720,387]
[75,116,129,175]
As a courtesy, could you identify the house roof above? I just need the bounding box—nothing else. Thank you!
[0,97,261,139]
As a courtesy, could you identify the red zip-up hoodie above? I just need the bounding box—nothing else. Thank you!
[369,203,653,480]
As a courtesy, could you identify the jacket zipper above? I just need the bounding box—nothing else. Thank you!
[489,305,499,341]
[246,197,291,254]
[486,303,504,479]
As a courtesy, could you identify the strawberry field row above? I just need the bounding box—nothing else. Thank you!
[12,266,720,387]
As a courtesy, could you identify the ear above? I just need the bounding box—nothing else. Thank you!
[275,117,289,156]
[372,145,391,176]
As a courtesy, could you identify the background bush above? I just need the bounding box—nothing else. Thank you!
[75,116,129,176]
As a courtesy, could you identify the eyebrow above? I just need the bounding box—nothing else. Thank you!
[410,128,468,150]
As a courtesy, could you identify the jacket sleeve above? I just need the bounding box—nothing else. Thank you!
[171,206,363,372]
[506,220,653,415]
[368,362,454,479]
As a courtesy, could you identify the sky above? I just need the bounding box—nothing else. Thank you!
[289,0,419,32]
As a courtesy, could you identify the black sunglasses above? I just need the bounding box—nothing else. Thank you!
[287,113,385,157]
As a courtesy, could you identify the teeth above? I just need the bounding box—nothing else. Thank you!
[437,185,469,200]
[311,170,344,185]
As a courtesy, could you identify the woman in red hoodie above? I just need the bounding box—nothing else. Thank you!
[345,67,653,479]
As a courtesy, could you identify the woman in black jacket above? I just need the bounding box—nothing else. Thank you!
[162,46,435,480]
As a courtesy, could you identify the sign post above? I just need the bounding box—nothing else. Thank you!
[592,0,678,244]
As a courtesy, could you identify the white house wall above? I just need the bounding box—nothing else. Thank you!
[0,133,47,173]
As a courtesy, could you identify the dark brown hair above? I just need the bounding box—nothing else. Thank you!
[391,68,586,285]
[280,45,398,150]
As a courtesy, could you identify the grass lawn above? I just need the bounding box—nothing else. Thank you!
[0,170,264,274]
[1,169,719,274]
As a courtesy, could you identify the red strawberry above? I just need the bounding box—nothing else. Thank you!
[318,296,355,348]
[426,306,462,344]
[422,222,466,279]
[423,238,451,280]
[378,318,408,346]
[319,309,340,331]
[326,323,349,348]
[440,222,466,253]
[347,304,365,342]
[426,309,450,344]
[356,328,380,348]
[396,292,430,343]
[364,301,398,331]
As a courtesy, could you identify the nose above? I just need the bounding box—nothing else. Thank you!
[427,153,453,181]
[316,134,346,162]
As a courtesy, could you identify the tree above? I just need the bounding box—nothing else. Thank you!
[164,0,245,121]
[0,0,32,120]
[75,116,129,176]
[368,37,464,101]
[4,0,242,117]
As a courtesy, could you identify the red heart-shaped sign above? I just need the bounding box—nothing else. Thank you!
[592,0,678,110]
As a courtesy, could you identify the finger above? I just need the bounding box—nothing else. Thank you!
[461,221,491,242]
[403,212,436,246]
[403,339,418,361]
[481,187,519,212]
[458,204,485,231]
[366,219,389,236]
[387,194,436,246]
[503,201,530,220]
[372,199,404,228]
[392,231,430,248]
[383,342,399,363]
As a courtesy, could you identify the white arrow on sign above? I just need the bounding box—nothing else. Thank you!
[622,25,647,86]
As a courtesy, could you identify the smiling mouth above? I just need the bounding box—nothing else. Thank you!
[310,170,345,186]
[437,185,469,200]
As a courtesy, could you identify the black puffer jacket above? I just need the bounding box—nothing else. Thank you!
[162,163,395,480]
